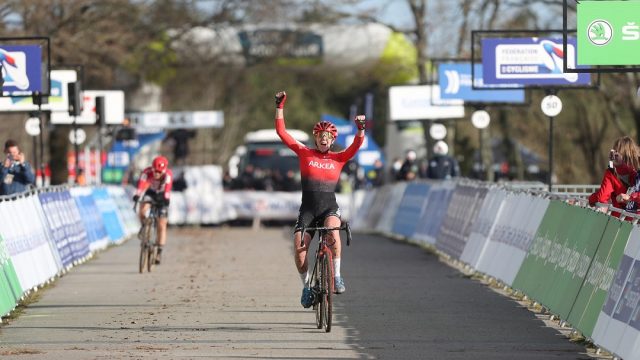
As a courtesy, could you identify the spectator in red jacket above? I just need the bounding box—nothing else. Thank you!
[589,136,640,216]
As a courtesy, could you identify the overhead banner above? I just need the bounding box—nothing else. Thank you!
[127,111,224,130]
[438,63,525,103]
[577,0,640,66]
[0,45,43,96]
[481,37,592,86]
[388,85,464,121]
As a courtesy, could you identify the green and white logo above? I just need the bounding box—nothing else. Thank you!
[587,20,613,46]
[578,1,640,66]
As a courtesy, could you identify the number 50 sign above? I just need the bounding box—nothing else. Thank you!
[541,95,562,117]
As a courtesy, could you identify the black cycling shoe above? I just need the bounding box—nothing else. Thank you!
[155,249,162,265]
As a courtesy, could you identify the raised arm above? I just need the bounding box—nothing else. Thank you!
[274,91,304,153]
[336,115,366,161]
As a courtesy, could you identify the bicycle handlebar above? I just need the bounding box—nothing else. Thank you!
[133,199,164,213]
[299,223,352,247]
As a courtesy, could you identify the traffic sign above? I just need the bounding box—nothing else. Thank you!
[25,117,40,136]
[471,110,491,129]
[69,128,86,145]
[429,123,447,140]
[541,95,562,117]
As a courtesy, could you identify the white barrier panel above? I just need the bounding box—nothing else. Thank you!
[222,191,300,220]
[592,226,640,360]
[477,194,549,286]
[460,188,506,267]
[375,183,407,234]
[26,195,63,273]
[216,190,352,223]
[503,195,549,285]
[0,195,58,292]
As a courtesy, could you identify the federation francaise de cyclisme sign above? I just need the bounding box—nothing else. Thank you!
[481,37,591,86]
[577,1,640,66]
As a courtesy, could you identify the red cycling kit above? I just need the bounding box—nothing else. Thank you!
[276,118,363,232]
[136,166,173,201]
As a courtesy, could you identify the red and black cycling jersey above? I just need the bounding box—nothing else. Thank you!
[135,166,173,200]
[275,118,363,193]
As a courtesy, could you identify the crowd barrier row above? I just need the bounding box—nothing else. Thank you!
[0,186,138,318]
[2,164,637,359]
[350,180,640,360]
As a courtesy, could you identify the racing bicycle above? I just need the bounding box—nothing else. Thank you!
[301,221,352,332]
[134,198,163,273]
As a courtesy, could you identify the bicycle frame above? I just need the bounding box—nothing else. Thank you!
[300,221,352,332]
[134,199,164,273]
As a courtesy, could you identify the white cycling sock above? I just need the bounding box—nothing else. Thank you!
[334,258,341,278]
[299,271,309,286]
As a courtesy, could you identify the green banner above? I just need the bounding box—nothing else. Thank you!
[512,201,565,302]
[567,219,631,337]
[542,207,609,319]
[0,234,22,316]
[577,1,640,65]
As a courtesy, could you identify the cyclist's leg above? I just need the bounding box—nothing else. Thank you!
[295,211,316,308]
[293,211,314,281]
[155,206,169,264]
[323,214,341,259]
[323,210,345,293]
[138,202,150,224]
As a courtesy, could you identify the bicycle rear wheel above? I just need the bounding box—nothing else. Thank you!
[322,251,333,332]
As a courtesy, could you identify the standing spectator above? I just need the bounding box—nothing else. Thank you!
[397,150,419,181]
[589,136,640,216]
[426,141,460,180]
[0,139,35,195]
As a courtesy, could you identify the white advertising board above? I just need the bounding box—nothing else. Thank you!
[72,90,125,125]
[0,69,76,113]
[389,85,465,121]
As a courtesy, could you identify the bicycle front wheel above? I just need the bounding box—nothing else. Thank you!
[314,256,323,329]
[321,252,333,332]
[139,242,148,273]
[147,220,158,272]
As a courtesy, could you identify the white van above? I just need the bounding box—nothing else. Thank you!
[228,129,309,191]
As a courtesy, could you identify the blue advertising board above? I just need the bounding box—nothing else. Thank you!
[481,37,591,87]
[0,45,43,96]
[438,63,525,103]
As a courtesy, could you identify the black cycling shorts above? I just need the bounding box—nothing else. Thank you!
[294,191,341,238]
[142,189,169,218]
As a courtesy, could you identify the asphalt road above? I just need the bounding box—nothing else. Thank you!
[0,227,608,359]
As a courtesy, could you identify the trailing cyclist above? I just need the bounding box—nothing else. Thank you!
[132,155,173,264]
[274,90,365,308]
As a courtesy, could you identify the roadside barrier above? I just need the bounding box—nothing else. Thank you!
[1,166,638,359]
[349,179,640,360]
[0,185,137,317]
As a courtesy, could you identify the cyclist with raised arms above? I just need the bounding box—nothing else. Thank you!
[132,155,173,264]
[274,90,366,308]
